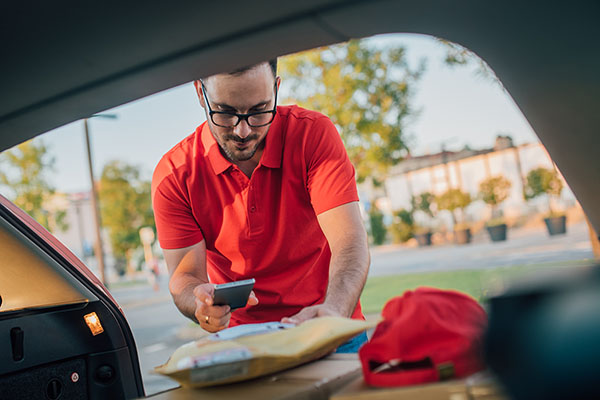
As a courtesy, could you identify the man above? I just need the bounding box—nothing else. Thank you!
[152,59,370,351]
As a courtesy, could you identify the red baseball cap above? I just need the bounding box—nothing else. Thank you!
[359,287,487,387]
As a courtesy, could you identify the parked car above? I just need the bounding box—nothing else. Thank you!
[1,1,598,399]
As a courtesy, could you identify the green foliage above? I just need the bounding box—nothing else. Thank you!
[524,167,564,200]
[524,167,564,216]
[280,39,423,184]
[435,189,472,212]
[99,160,154,273]
[479,176,512,207]
[389,208,414,243]
[0,139,67,232]
[436,188,472,225]
[438,39,501,87]
[368,205,387,246]
[410,192,436,217]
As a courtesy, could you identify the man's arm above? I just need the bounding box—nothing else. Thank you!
[163,241,253,332]
[163,241,209,322]
[282,201,370,323]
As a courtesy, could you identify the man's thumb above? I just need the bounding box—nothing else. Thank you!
[247,291,259,306]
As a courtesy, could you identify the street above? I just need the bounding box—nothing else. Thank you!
[112,220,595,395]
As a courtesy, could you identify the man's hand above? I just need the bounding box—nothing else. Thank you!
[193,283,230,333]
[193,283,259,333]
[281,303,342,325]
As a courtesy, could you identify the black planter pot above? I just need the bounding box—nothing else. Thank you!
[487,224,507,242]
[544,215,567,235]
[454,228,472,245]
[415,232,432,247]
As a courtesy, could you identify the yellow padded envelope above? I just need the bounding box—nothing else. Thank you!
[155,316,377,388]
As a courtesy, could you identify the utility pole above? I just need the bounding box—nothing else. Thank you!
[83,114,117,286]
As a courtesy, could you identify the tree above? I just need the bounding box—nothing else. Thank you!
[410,192,437,233]
[280,39,423,185]
[368,205,387,245]
[389,208,414,243]
[99,160,154,274]
[438,39,502,88]
[479,176,512,220]
[524,167,564,215]
[0,139,67,232]
[435,188,472,227]
[411,191,436,217]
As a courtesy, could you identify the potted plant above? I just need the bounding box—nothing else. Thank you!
[435,188,473,244]
[524,167,566,235]
[479,176,512,242]
[389,208,415,244]
[410,192,436,246]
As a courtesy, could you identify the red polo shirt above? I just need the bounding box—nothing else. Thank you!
[152,105,363,326]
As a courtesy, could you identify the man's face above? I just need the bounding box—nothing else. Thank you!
[196,64,279,163]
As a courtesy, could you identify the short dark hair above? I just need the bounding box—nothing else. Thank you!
[227,58,278,78]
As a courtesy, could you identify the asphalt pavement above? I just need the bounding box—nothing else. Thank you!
[111,219,595,395]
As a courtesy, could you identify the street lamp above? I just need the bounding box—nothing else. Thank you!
[84,113,117,287]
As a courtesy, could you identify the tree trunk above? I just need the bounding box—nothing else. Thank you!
[547,194,554,215]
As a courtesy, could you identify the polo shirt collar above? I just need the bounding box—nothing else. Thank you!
[259,109,283,169]
[200,109,283,175]
[201,123,231,175]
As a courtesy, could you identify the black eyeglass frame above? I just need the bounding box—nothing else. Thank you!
[200,80,278,128]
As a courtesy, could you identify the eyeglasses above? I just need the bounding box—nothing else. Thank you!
[200,80,278,128]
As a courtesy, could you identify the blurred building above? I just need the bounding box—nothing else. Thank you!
[51,192,119,280]
[369,136,576,229]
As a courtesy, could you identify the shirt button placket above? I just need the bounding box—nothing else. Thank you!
[249,182,256,214]
[248,179,261,234]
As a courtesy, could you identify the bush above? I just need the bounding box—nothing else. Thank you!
[479,176,512,222]
[411,192,436,217]
[479,176,512,207]
[524,167,563,199]
[524,167,564,215]
[389,208,414,243]
[435,188,472,225]
[368,205,387,245]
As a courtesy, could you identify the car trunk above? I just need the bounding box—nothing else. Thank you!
[0,194,145,399]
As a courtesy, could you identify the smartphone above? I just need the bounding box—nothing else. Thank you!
[212,278,255,310]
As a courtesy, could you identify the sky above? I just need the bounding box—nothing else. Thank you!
[31,33,539,194]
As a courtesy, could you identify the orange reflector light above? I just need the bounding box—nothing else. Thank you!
[84,312,104,336]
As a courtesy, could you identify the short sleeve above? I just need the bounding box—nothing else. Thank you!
[305,117,359,214]
[152,167,204,249]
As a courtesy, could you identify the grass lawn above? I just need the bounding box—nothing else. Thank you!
[360,259,594,315]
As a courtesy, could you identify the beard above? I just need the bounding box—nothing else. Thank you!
[219,133,264,162]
